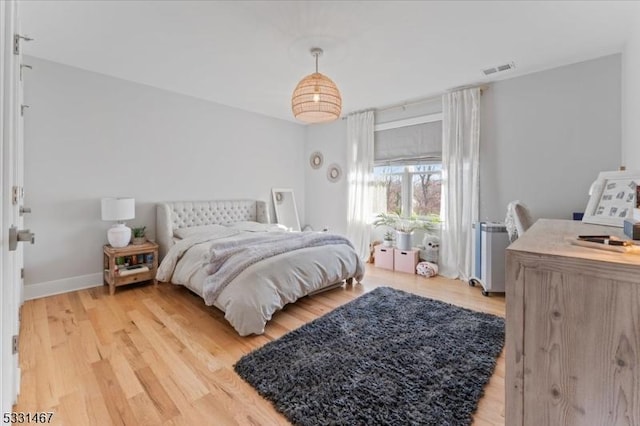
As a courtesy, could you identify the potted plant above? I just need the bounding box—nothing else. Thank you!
[131,226,147,245]
[373,212,439,250]
[383,230,395,247]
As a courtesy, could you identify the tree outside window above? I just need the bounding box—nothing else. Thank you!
[372,163,441,218]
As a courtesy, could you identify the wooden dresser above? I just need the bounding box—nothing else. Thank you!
[506,219,640,426]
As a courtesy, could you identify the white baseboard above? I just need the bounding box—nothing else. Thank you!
[24,272,102,300]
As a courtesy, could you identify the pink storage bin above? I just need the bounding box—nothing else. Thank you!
[394,249,419,274]
[374,246,394,270]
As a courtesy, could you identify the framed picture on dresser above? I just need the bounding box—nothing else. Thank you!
[582,170,640,227]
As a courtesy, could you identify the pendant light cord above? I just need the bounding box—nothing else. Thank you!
[315,52,319,73]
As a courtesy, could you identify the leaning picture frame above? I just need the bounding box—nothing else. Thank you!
[582,170,640,227]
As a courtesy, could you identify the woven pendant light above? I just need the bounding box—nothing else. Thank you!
[292,48,342,123]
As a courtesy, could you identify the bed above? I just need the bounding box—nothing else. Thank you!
[155,200,364,336]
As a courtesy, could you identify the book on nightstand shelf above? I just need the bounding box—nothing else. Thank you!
[117,265,150,276]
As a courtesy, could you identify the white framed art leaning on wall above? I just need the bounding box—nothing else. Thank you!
[582,170,640,227]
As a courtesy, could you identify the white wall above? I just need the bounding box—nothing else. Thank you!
[304,120,348,235]
[480,54,621,221]
[23,57,305,295]
[307,55,622,233]
[22,53,623,296]
[622,13,640,170]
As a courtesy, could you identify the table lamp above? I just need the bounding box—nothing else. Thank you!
[101,198,135,247]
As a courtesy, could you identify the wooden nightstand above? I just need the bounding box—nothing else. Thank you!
[103,242,158,295]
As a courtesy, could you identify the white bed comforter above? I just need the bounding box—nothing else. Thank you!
[157,228,364,336]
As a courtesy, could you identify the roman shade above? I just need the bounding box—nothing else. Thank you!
[374,121,442,166]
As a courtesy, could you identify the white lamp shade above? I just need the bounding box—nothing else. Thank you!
[101,198,135,221]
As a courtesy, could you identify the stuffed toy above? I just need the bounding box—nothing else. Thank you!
[368,240,382,263]
[417,261,438,277]
[421,235,440,263]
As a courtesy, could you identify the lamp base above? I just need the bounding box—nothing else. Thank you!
[107,223,131,248]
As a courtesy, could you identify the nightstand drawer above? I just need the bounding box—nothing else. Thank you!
[374,246,394,270]
[112,269,155,286]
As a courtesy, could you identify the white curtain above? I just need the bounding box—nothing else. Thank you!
[440,88,480,280]
[346,110,375,261]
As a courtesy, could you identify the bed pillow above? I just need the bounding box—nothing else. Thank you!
[174,224,229,239]
[226,221,288,232]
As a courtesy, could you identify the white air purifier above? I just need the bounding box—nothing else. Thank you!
[469,222,510,296]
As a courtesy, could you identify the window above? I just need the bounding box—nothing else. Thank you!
[372,163,441,218]
[372,114,442,219]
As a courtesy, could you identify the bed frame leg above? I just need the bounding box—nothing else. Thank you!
[346,277,353,285]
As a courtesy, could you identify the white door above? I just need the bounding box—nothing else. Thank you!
[1,0,29,412]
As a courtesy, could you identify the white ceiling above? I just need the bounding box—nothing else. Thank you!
[20,1,640,123]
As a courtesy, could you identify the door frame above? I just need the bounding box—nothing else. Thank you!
[1,0,24,411]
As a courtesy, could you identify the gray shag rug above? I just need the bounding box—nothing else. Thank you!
[234,286,504,426]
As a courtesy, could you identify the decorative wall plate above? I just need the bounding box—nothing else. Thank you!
[327,163,342,183]
[309,151,323,169]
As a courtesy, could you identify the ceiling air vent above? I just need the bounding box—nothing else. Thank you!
[482,62,515,76]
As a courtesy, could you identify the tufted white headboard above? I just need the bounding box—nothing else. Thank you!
[156,199,270,259]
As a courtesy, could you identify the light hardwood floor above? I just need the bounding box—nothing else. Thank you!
[14,264,505,425]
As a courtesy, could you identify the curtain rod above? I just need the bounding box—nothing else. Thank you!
[342,84,488,120]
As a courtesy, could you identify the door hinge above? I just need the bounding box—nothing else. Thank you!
[20,268,24,279]
[12,335,18,355]
[21,105,30,116]
[12,186,20,205]
[11,186,23,205]
[13,34,33,55]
